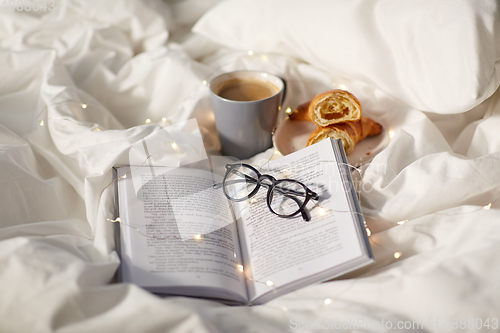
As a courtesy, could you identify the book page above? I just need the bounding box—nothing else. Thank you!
[117,166,247,302]
[235,140,368,301]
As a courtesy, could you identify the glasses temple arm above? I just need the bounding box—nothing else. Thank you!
[272,186,318,199]
[213,176,259,189]
[214,180,317,200]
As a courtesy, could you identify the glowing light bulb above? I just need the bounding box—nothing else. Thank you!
[81,103,87,109]
[389,130,395,139]
[171,142,178,149]
[338,84,347,90]
[194,234,202,240]
[248,50,254,56]
[285,107,292,114]
[237,264,244,272]
[39,120,44,126]
[324,298,332,305]
[162,117,167,122]
[483,203,492,210]
[318,208,326,215]
[394,252,401,259]
[397,220,407,225]
[266,281,274,287]
[366,228,372,237]
[145,119,151,124]
[202,80,207,85]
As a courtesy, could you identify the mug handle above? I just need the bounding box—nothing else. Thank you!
[272,77,288,137]
[279,76,287,107]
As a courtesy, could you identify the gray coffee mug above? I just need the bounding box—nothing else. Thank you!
[209,70,285,159]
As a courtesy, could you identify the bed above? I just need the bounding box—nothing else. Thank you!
[1,0,499,332]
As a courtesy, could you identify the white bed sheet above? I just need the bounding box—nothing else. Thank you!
[0,1,499,332]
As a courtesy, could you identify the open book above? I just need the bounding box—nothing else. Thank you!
[113,138,373,304]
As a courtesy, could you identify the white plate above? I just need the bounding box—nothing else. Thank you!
[273,118,390,165]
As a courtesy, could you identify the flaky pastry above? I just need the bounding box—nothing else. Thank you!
[289,89,362,126]
[306,117,382,154]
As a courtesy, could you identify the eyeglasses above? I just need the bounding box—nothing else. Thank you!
[213,163,319,221]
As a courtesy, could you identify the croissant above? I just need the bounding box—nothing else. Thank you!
[306,117,382,154]
[289,89,362,126]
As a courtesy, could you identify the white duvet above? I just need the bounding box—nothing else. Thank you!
[1,0,499,332]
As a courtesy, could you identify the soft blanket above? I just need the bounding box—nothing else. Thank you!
[1,0,499,332]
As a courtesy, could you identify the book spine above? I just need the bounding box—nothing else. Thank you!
[331,139,373,259]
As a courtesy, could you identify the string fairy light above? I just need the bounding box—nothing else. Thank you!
[36,99,90,121]
[35,99,123,133]
[36,100,100,129]
[79,50,500,312]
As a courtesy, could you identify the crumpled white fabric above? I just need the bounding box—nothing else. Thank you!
[0,0,499,332]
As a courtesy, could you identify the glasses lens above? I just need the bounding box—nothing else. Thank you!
[224,165,259,200]
[270,180,306,217]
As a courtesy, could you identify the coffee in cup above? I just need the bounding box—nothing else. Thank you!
[216,78,279,102]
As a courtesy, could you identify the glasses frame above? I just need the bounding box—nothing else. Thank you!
[217,163,319,221]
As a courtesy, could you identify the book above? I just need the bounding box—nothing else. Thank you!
[113,138,373,305]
